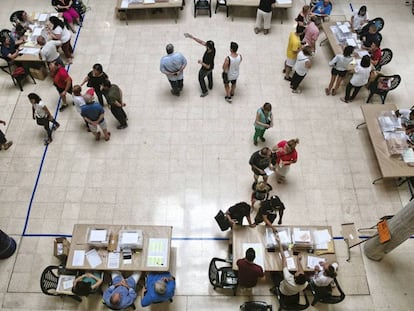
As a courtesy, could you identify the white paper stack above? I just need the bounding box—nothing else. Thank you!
[313,229,332,250]
[293,228,312,250]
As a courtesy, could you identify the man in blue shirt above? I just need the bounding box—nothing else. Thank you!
[81,94,111,141]
[160,43,187,96]
[141,272,176,307]
[311,0,332,18]
[103,272,141,309]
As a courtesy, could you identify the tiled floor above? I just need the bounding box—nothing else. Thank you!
[0,0,414,310]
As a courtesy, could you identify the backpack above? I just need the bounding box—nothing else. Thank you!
[72,0,87,17]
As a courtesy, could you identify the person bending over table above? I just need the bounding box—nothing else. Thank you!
[103,271,141,309]
[254,195,285,232]
[225,202,256,228]
[141,272,176,307]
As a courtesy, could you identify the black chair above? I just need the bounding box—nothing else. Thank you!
[360,17,385,35]
[215,0,228,17]
[375,48,393,71]
[0,55,36,91]
[194,0,211,17]
[240,301,273,311]
[271,285,309,311]
[309,278,345,306]
[366,74,401,104]
[208,257,238,295]
[40,265,82,302]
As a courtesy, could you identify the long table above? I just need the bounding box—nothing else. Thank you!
[358,104,414,183]
[115,0,184,24]
[66,224,172,272]
[232,225,336,272]
[227,0,292,23]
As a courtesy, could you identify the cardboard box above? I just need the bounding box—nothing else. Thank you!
[54,237,70,260]
[29,66,48,80]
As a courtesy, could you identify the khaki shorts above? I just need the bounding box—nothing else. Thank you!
[89,119,107,132]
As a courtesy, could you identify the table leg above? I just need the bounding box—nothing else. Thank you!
[356,122,366,129]
[372,177,383,184]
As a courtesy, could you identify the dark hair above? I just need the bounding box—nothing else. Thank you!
[371,40,380,48]
[358,5,367,16]
[15,10,25,22]
[263,102,272,111]
[343,45,355,57]
[294,273,307,285]
[296,25,306,34]
[232,202,251,211]
[102,79,112,88]
[72,281,92,296]
[28,93,41,103]
[15,24,26,37]
[361,55,371,68]
[166,43,174,54]
[246,248,256,262]
[262,195,285,211]
[49,16,65,29]
[206,40,214,50]
[230,41,238,52]
[92,63,103,73]
[325,265,337,278]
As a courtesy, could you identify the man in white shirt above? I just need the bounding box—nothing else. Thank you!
[37,36,62,64]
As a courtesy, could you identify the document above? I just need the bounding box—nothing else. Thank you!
[86,249,102,268]
[147,238,169,267]
[277,230,291,244]
[339,25,350,34]
[346,38,357,47]
[313,229,332,249]
[243,243,265,271]
[307,255,326,269]
[89,229,107,242]
[57,275,75,293]
[20,48,40,55]
[276,0,292,4]
[38,14,48,22]
[107,252,120,269]
[357,50,369,58]
[121,0,129,8]
[286,257,296,270]
[32,27,42,37]
[264,167,274,176]
[72,250,85,266]
[121,232,139,244]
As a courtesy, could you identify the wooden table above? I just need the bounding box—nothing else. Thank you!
[115,0,184,24]
[226,0,292,23]
[232,225,336,272]
[66,224,172,272]
[358,104,414,183]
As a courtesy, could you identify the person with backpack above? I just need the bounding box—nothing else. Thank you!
[254,195,285,232]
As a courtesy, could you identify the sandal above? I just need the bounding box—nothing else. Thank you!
[95,132,101,141]
[325,88,330,95]
[104,132,111,141]
[331,89,336,96]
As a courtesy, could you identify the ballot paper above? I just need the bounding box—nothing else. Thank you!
[307,255,326,269]
[89,229,107,242]
[72,250,85,266]
[286,257,296,270]
[86,249,102,268]
[264,167,274,176]
[20,48,40,55]
[107,252,120,269]
[32,27,42,37]
[38,14,48,22]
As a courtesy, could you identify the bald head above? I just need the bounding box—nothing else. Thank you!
[110,292,121,306]
[36,36,46,46]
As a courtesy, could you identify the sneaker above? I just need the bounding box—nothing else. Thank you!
[117,124,128,129]
[53,123,60,131]
[292,89,301,94]
[44,138,52,145]
[59,104,68,112]
[3,141,13,150]
[264,29,269,35]
[225,96,232,103]
[340,97,349,103]
[170,90,180,96]
[331,89,336,96]
[284,76,292,81]
[253,140,258,146]
[200,92,208,97]
[259,137,266,142]
[104,132,111,141]
[254,27,260,34]
[95,132,101,141]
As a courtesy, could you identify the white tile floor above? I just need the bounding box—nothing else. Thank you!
[0,0,414,310]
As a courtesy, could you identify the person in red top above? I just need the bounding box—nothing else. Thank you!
[272,138,299,183]
[236,248,264,288]
[49,61,73,111]
[370,41,381,67]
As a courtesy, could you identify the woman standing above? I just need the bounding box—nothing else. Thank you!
[253,102,273,146]
[340,55,371,103]
[325,45,355,96]
[28,93,60,145]
[272,138,299,183]
[52,0,80,33]
[47,16,73,63]
[351,6,369,34]
[81,64,109,106]
[290,46,313,94]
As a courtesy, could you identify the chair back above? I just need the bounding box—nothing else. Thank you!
[309,278,345,306]
[208,257,238,295]
[274,285,309,310]
[240,301,273,311]
[194,0,211,17]
[40,265,60,295]
[376,48,393,70]
[388,74,401,91]
[208,257,220,287]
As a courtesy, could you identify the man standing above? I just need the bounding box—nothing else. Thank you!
[283,25,305,81]
[49,60,73,111]
[184,33,216,97]
[160,43,187,96]
[37,36,62,64]
[102,80,128,129]
[81,94,111,141]
[103,271,140,309]
[254,0,276,35]
[236,248,264,288]
[0,120,13,151]
[222,42,242,103]
[249,147,272,184]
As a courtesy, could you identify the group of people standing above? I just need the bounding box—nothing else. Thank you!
[160,35,242,103]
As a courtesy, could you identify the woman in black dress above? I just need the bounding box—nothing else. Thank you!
[81,63,108,106]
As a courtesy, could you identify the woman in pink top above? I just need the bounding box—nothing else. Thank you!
[272,138,299,183]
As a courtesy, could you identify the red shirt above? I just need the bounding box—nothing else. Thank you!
[53,67,71,89]
[275,140,298,165]
[236,258,264,288]
[371,48,382,63]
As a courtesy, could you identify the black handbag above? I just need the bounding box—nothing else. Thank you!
[214,210,230,231]
[36,117,49,126]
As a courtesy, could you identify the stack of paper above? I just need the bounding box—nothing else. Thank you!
[307,255,326,269]
[313,229,332,250]
[293,228,312,250]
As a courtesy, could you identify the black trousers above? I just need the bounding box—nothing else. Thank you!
[345,82,362,101]
[110,105,127,126]
[290,72,306,90]
[94,87,105,106]
[198,69,213,93]
[169,79,184,94]
[37,117,59,140]
[0,130,6,144]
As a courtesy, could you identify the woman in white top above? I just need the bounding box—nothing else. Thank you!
[290,46,312,94]
[341,55,372,103]
[351,6,369,34]
[325,45,355,96]
[312,261,337,287]
[28,93,60,145]
[47,16,73,62]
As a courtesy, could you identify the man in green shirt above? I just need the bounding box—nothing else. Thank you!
[102,80,128,129]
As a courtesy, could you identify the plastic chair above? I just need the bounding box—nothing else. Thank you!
[272,285,309,311]
[309,278,345,306]
[40,265,82,302]
[0,55,36,91]
[360,17,385,34]
[375,48,393,71]
[366,74,401,104]
[194,0,211,17]
[240,301,273,310]
[215,0,228,17]
[208,257,238,295]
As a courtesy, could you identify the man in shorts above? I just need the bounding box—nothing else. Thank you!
[222,42,242,103]
[49,60,73,111]
[81,94,111,141]
[284,25,305,81]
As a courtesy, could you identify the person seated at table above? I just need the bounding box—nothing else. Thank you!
[103,271,141,310]
[254,195,285,232]
[395,108,412,126]
[366,74,393,104]
[370,41,381,67]
[141,272,175,307]
[37,35,62,65]
[12,10,33,30]
[361,25,380,50]
[47,16,73,63]
[11,24,27,42]
[276,236,308,297]
[72,272,103,296]
[350,5,369,34]
[225,202,256,228]
[311,0,332,20]
[311,261,338,287]
[0,33,25,61]
[236,248,264,289]
[52,0,80,33]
